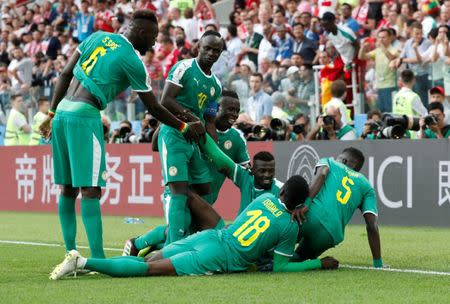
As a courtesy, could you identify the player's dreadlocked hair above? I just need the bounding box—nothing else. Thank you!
[132,10,158,24]
[253,151,274,162]
[342,147,365,172]
[283,175,309,210]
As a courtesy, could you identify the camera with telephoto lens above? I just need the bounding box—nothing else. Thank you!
[322,115,336,126]
[118,126,139,143]
[269,118,289,140]
[377,114,420,139]
[424,114,438,126]
[293,124,305,134]
[235,122,272,141]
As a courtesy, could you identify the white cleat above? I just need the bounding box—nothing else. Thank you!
[49,250,80,280]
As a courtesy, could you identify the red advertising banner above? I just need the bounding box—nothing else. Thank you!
[0,143,272,220]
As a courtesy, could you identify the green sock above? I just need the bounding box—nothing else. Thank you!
[134,225,167,250]
[81,198,105,259]
[110,256,144,262]
[166,194,189,245]
[85,257,148,277]
[58,195,77,252]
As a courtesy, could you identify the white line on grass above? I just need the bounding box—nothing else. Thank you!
[340,264,450,276]
[2,240,450,276]
[0,240,122,252]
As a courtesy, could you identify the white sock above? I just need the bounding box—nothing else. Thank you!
[77,257,87,269]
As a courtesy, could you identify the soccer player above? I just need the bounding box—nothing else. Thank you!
[291,147,383,268]
[158,30,223,244]
[122,149,282,256]
[50,175,339,279]
[39,10,204,262]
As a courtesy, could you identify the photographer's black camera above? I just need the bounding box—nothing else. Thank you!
[378,114,420,139]
[424,114,438,126]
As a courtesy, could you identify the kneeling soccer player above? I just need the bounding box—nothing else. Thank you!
[50,175,338,279]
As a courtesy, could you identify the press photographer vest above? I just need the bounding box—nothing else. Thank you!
[337,124,354,139]
[392,90,416,116]
[29,111,47,145]
[5,109,30,146]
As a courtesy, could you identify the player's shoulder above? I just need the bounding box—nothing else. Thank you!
[273,178,284,191]
[173,58,195,72]
[230,127,247,143]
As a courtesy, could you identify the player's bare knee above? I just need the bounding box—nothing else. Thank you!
[81,187,102,199]
[61,185,79,198]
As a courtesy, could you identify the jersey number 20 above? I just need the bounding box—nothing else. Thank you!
[336,176,354,205]
[81,46,107,75]
[233,210,270,247]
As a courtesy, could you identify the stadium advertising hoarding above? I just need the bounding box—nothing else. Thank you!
[275,140,450,227]
[0,143,272,220]
[0,140,449,226]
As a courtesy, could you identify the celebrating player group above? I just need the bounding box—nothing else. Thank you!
[44,10,382,280]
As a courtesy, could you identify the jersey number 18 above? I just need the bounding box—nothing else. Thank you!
[233,210,271,247]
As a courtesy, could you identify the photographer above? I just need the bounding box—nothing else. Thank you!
[140,111,159,143]
[419,102,450,139]
[109,120,139,144]
[307,105,357,140]
[360,110,382,140]
[289,113,310,141]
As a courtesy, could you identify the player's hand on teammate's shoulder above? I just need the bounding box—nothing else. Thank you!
[291,205,309,225]
[320,256,339,270]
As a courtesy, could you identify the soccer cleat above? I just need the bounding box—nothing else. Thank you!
[122,238,138,256]
[49,250,80,280]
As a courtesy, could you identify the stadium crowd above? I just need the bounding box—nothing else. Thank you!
[2,0,450,145]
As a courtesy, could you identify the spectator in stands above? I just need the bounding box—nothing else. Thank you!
[307,105,357,140]
[95,0,114,32]
[76,1,95,42]
[29,97,49,145]
[423,25,450,89]
[226,24,243,69]
[359,28,399,113]
[299,12,319,42]
[393,69,428,117]
[397,22,431,106]
[339,3,360,34]
[4,94,30,146]
[271,91,289,120]
[289,112,310,141]
[297,63,314,114]
[274,24,294,62]
[429,86,450,124]
[321,12,358,67]
[279,65,300,96]
[324,79,350,125]
[8,47,32,96]
[257,23,276,71]
[239,17,263,68]
[246,72,273,123]
[419,102,450,138]
[110,120,138,144]
[292,22,317,64]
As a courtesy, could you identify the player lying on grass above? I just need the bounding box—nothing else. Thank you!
[291,147,383,268]
[50,175,339,279]
[123,150,283,257]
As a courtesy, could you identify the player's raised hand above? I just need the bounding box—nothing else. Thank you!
[320,256,339,270]
[39,116,53,139]
[290,205,309,225]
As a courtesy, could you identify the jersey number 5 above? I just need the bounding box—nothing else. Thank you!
[81,46,107,75]
[233,210,270,247]
[336,176,355,205]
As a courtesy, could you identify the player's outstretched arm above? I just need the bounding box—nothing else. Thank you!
[363,213,383,268]
[160,82,201,122]
[199,133,236,175]
[138,90,203,144]
[272,254,338,272]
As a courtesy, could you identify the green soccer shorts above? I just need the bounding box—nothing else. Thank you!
[158,124,211,185]
[162,229,228,275]
[52,98,106,187]
[297,211,336,260]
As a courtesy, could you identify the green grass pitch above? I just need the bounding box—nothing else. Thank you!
[0,211,449,304]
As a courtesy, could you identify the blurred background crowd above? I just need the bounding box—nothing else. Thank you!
[2,0,450,146]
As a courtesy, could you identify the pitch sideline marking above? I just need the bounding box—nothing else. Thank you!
[1,240,450,276]
[0,239,122,252]
[340,264,450,276]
